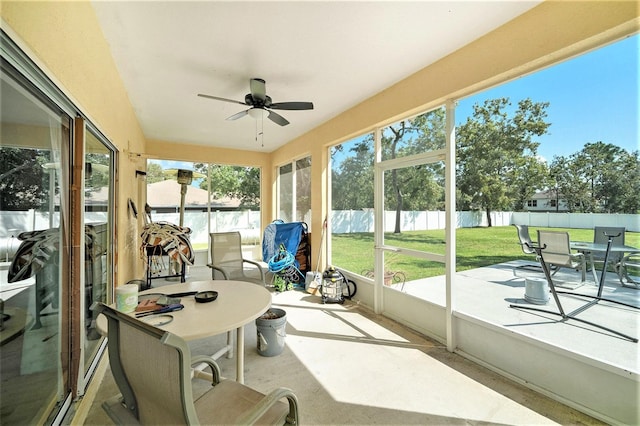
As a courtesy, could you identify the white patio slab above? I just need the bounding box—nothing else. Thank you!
[398,260,638,373]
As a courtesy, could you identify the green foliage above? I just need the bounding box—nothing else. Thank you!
[382,109,447,232]
[551,142,640,213]
[456,98,551,225]
[145,162,165,184]
[0,147,49,210]
[332,109,447,233]
[295,157,312,218]
[85,153,111,195]
[195,164,261,209]
[331,139,375,210]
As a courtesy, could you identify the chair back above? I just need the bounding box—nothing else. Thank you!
[93,302,199,424]
[513,224,535,255]
[210,232,245,280]
[537,230,574,267]
[593,226,625,262]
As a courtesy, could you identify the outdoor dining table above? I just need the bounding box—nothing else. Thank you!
[510,234,638,342]
[570,241,640,289]
[97,280,272,383]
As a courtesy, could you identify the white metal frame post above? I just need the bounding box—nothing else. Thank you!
[373,128,384,314]
[445,100,457,352]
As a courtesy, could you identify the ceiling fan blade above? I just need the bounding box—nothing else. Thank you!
[226,110,249,121]
[198,93,247,106]
[269,101,314,111]
[250,78,266,102]
[267,110,289,126]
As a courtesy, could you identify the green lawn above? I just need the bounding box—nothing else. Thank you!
[331,226,639,281]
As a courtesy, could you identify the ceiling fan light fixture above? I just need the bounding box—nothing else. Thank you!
[248,107,268,120]
[199,78,311,127]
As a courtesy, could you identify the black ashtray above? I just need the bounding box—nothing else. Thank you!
[195,291,218,303]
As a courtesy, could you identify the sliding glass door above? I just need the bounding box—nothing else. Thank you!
[1,32,115,423]
[0,61,71,425]
[82,129,113,379]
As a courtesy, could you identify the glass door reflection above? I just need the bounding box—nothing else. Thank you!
[82,130,112,376]
[0,68,71,425]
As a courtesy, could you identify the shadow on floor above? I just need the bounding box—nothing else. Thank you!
[83,270,601,425]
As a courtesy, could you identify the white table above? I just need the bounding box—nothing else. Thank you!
[98,280,271,383]
[511,241,638,342]
[571,241,640,288]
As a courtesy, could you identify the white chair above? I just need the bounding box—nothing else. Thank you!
[93,302,299,425]
[208,231,266,286]
[537,230,586,282]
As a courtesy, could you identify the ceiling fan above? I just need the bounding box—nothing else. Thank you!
[198,78,314,126]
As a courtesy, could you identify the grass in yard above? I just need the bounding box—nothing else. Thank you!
[331,226,639,281]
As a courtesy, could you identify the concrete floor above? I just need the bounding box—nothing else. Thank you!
[81,266,603,425]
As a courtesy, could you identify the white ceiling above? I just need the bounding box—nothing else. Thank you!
[91,1,540,153]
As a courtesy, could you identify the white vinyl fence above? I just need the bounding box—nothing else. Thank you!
[1,209,638,251]
[511,211,639,232]
[331,210,638,233]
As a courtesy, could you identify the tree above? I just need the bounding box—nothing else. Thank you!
[381,108,446,233]
[607,149,640,213]
[456,98,551,226]
[85,153,111,196]
[551,142,639,213]
[511,155,550,212]
[195,164,261,209]
[0,147,49,210]
[331,141,375,210]
[145,162,165,184]
[332,109,446,233]
[295,157,312,221]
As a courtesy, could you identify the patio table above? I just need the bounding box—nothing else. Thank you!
[570,241,640,289]
[97,280,271,383]
[510,235,638,343]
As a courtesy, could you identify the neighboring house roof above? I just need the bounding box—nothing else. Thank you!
[531,189,563,200]
[80,180,242,209]
[146,179,240,209]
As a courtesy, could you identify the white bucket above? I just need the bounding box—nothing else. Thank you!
[115,284,138,313]
[524,277,549,305]
[256,308,286,357]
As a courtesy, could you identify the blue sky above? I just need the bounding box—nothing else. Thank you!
[456,34,639,162]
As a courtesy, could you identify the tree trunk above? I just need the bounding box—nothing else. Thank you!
[394,200,402,233]
[485,207,492,227]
